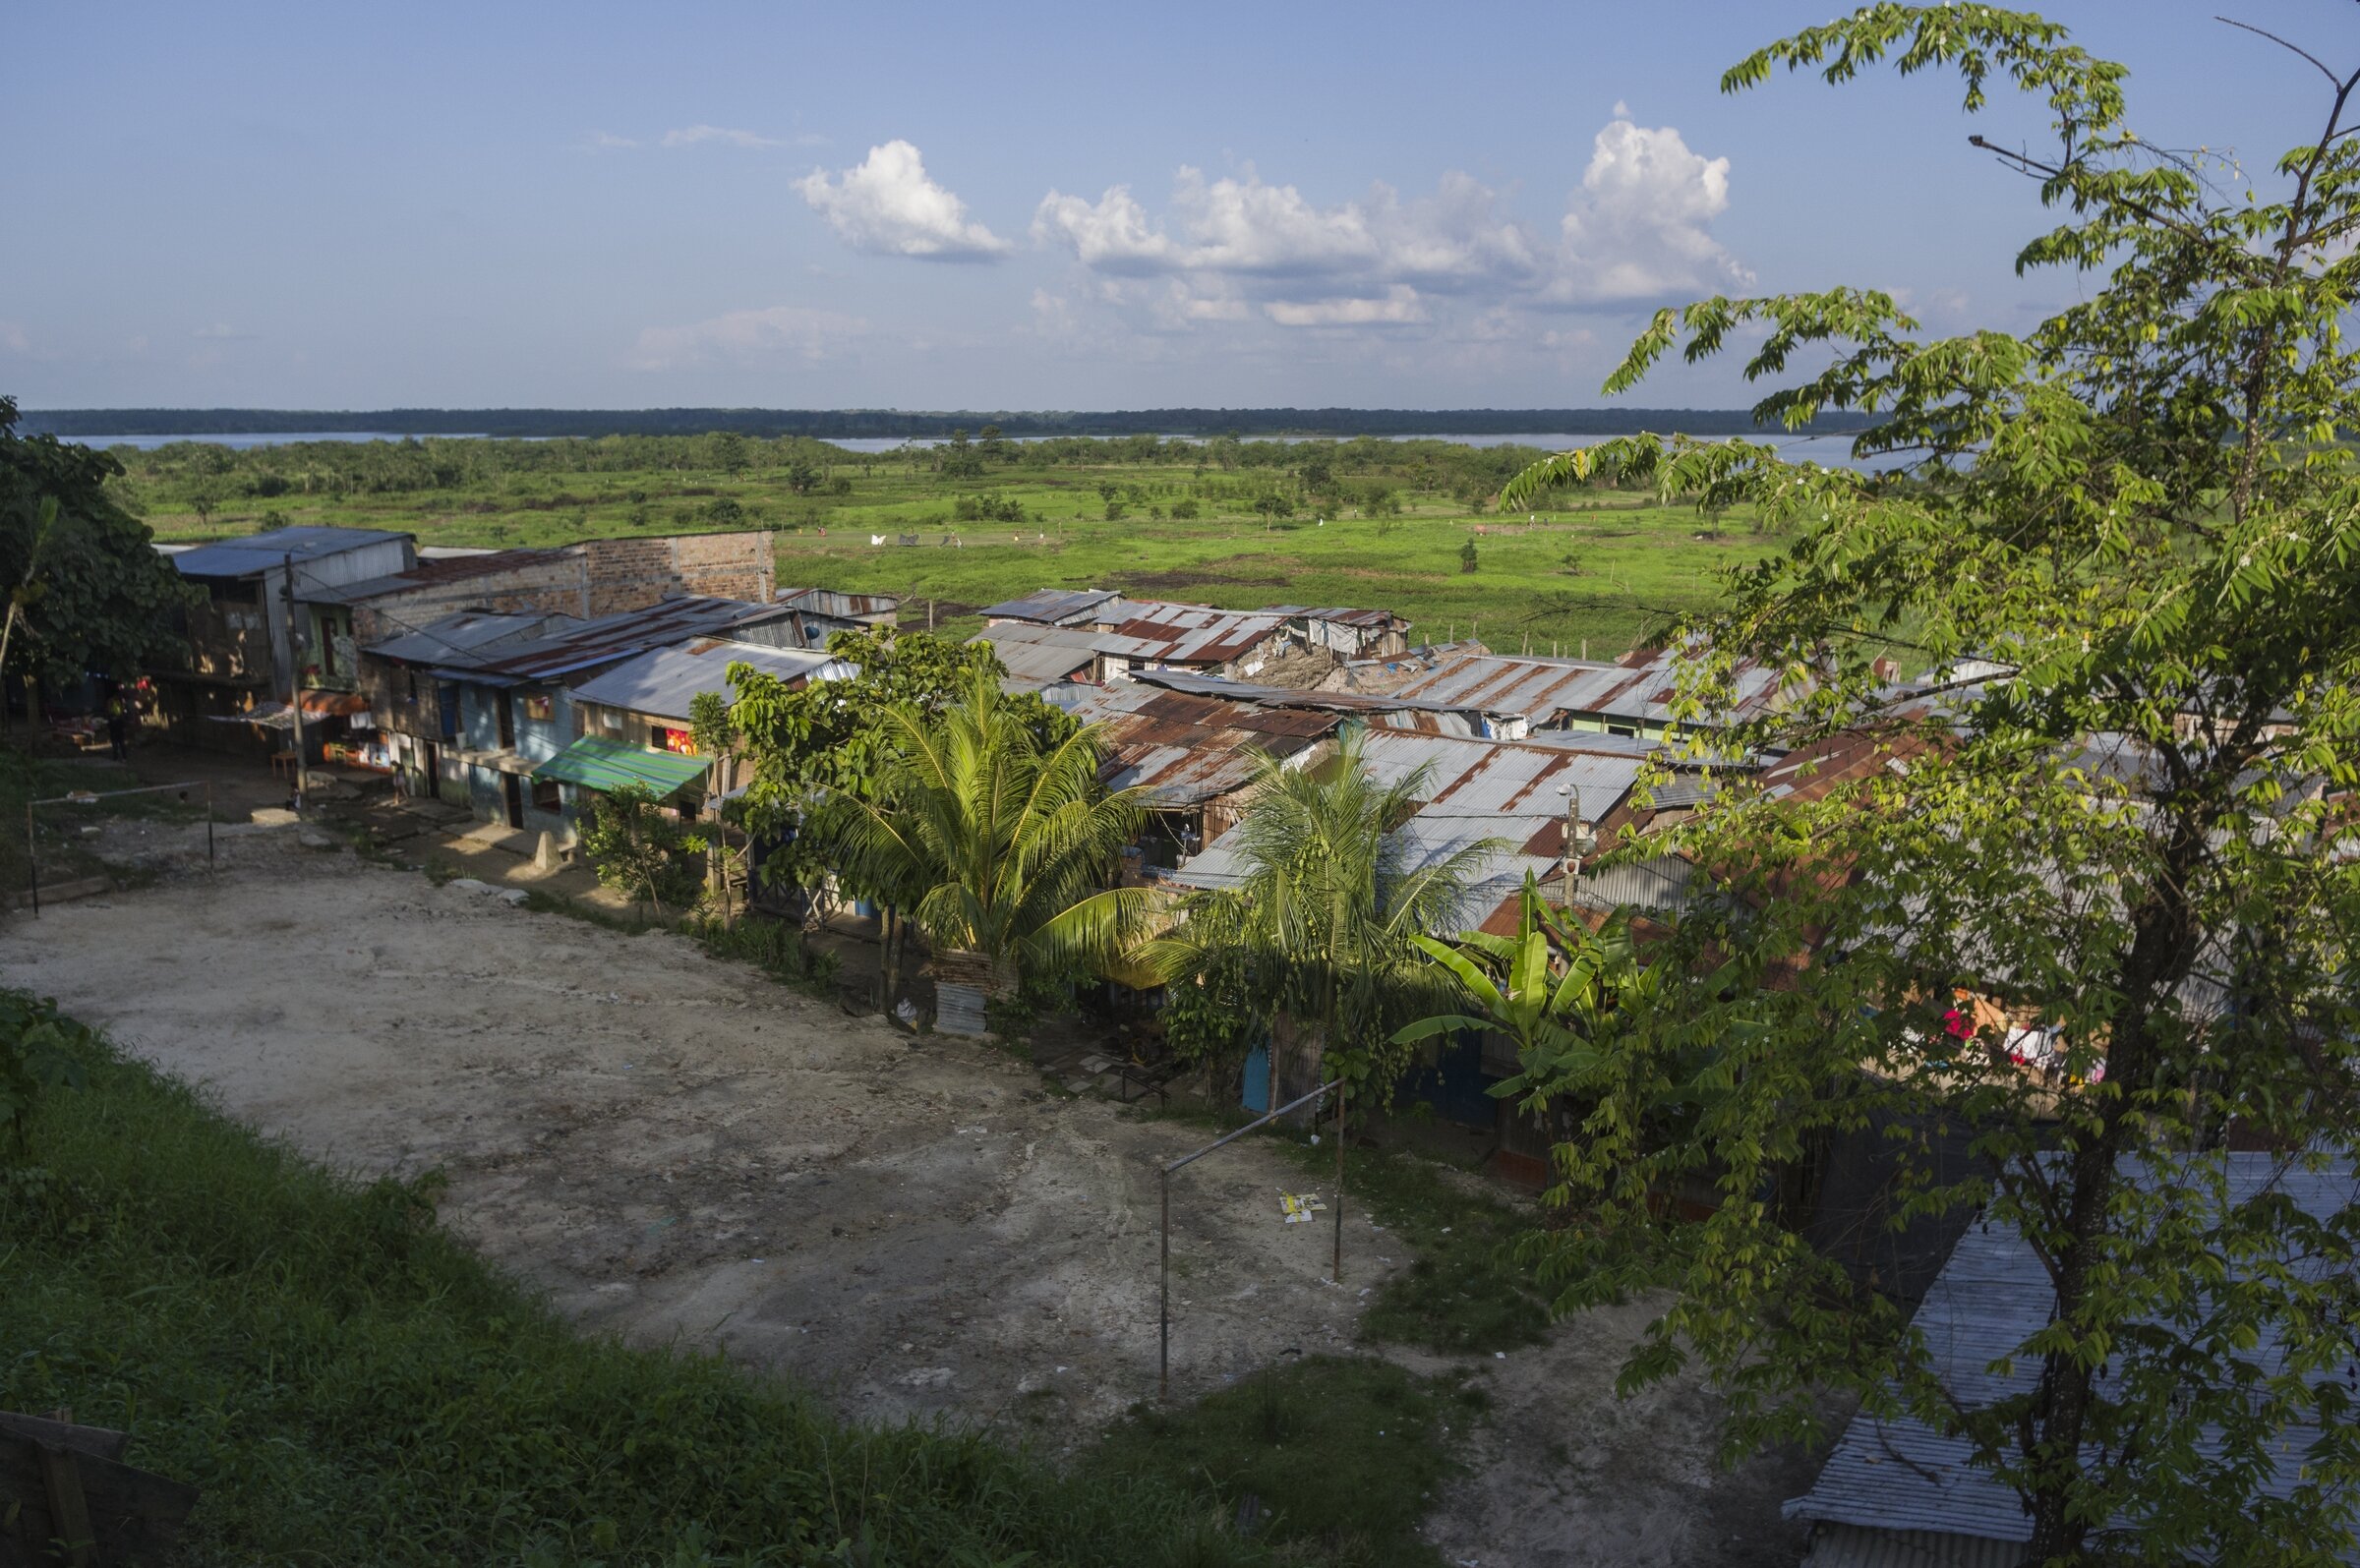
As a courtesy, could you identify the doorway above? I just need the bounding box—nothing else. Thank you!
[502,773,524,831]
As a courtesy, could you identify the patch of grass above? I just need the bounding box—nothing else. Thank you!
[0,746,196,889]
[1091,1356,1487,1568]
[683,910,839,999]
[1295,1140,1553,1356]
[0,999,1297,1566]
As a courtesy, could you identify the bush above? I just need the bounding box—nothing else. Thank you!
[577,784,706,915]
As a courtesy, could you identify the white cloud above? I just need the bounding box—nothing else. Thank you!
[628,305,867,370]
[796,141,1011,261]
[191,322,251,340]
[0,321,27,355]
[663,124,783,150]
[584,131,639,150]
[1033,111,1746,338]
[1265,286,1427,328]
[1555,114,1750,302]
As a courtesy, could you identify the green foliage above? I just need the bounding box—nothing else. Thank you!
[726,630,1072,897]
[0,1000,1293,1566]
[1456,538,1477,574]
[1501,9,2360,1562]
[1090,1356,1484,1568]
[0,990,87,1157]
[1145,734,1504,1103]
[820,668,1149,986]
[577,783,705,916]
[0,396,196,689]
[683,911,838,997]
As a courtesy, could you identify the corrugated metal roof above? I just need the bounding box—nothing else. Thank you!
[1072,682,1344,805]
[296,548,571,605]
[1800,1524,2025,1568]
[1391,645,1801,730]
[974,621,1165,688]
[1128,668,1483,727]
[777,586,901,618]
[1102,602,1289,668]
[980,587,1121,625]
[1786,1152,2360,1558]
[568,638,847,721]
[172,526,411,579]
[1268,605,1405,629]
[453,597,790,683]
[362,610,568,665]
[532,735,710,794]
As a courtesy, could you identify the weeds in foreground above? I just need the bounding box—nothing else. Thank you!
[0,1000,1293,1566]
[1092,1355,1487,1568]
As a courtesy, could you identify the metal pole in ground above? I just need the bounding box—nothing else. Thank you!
[1159,1166,1171,1402]
[1333,1080,1345,1284]
[25,801,36,917]
[206,781,215,867]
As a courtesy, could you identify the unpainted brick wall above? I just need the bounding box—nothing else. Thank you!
[349,554,590,644]
[580,533,775,616]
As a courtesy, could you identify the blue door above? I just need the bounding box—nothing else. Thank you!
[1241,1043,1269,1113]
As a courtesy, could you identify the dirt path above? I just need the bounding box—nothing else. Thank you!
[0,821,1815,1561]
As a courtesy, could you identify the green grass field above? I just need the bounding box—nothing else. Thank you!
[124,444,1775,656]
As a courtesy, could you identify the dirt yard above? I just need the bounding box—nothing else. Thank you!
[0,809,1816,1565]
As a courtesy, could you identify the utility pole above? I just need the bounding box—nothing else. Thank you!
[280,554,308,812]
[1557,784,1596,909]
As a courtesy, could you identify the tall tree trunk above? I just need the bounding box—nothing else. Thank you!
[2019,815,2208,1562]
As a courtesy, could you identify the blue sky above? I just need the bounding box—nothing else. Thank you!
[0,2,2343,412]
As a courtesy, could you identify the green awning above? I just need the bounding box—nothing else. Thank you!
[532,735,710,795]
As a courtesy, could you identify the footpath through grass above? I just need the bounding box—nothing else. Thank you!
[0,994,1479,1566]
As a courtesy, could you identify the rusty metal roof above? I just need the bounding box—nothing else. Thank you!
[1070,682,1343,805]
[1127,668,1481,728]
[1100,602,1290,668]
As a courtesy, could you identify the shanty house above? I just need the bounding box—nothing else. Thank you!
[360,595,795,835]
[1272,606,1413,660]
[156,525,415,752]
[974,621,1162,691]
[773,587,900,647]
[554,638,851,812]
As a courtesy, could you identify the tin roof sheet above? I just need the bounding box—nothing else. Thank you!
[568,638,846,721]
[171,526,411,579]
[1077,683,1344,804]
[1391,645,1800,729]
[455,597,789,683]
[362,610,567,666]
[1786,1152,2360,1556]
[980,587,1121,624]
[1100,602,1290,668]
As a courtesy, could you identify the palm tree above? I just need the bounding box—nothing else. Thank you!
[821,668,1150,999]
[1144,731,1504,1111]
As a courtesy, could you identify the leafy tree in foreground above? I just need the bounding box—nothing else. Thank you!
[577,783,705,919]
[1497,8,2360,1564]
[0,395,194,699]
[1145,734,1501,1112]
[820,668,1148,995]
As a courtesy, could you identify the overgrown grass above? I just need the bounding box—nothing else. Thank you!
[1293,1140,1553,1356]
[1091,1356,1488,1568]
[683,910,840,999]
[0,746,201,891]
[0,1002,1295,1566]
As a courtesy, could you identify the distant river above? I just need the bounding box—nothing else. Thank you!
[66,428,1901,472]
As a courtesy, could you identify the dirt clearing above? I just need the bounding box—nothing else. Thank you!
[0,818,1815,1562]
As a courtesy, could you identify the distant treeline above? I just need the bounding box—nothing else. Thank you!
[21,405,1874,440]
